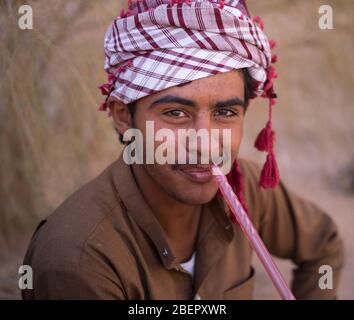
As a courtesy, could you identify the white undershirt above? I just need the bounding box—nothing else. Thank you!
[179,252,196,277]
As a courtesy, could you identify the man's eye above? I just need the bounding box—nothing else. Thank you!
[163,109,187,118]
[215,108,239,117]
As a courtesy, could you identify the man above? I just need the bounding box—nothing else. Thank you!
[22,0,343,299]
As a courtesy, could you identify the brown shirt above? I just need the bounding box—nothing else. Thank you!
[22,154,344,300]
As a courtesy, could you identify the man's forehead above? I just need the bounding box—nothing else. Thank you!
[138,70,244,107]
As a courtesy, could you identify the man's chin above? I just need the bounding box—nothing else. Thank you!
[170,188,218,206]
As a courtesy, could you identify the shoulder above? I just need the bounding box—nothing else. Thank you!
[236,157,279,227]
[238,158,263,180]
[23,159,127,274]
[237,157,265,200]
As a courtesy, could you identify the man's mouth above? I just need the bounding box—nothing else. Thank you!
[174,165,214,184]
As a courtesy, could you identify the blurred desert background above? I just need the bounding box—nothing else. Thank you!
[0,0,353,299]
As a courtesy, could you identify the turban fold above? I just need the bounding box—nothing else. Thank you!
[99,0,280,195]
[102,0,272,104]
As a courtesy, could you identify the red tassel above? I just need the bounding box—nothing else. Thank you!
[217,160,250,224]
[217,160,249,224]
[108,73,117,83]
[126,9,135,17]
[119,9,126,18]
[269,39,277,49]
[98,102,107,112]
[266,65,277,80]
[259,151,280,188]
[263,80,273,93]
[252,16,264,30]
[252,30,280,189]
[98,83,110,95]
[254,121,274,152]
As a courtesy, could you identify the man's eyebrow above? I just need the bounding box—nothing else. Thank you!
[149,95,196,108]
[150,95,246,109]
[215,97,246,109]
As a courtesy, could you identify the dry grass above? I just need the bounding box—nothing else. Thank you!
[0,0,353,299]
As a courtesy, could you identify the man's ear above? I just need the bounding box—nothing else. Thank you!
[109,100,134,137]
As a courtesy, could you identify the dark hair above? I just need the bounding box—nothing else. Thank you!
[117,68,254,144]
[241,68,255,108]
[117,100,137,144]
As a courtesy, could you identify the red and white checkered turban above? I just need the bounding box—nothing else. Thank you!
[99,0,280,195]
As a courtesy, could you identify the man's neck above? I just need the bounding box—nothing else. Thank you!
[131,164,201,262]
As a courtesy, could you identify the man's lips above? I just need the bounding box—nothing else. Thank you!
[174,165,214,183]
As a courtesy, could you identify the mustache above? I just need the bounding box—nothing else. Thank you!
[172,164,214,170]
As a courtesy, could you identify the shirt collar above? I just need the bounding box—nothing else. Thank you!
[112,153,234,269]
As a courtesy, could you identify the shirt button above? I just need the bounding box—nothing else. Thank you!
[194,294,202,300]
[162,248,169,257]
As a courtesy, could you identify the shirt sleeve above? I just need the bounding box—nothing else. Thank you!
[21,219,127,300]
[240,159,344,299]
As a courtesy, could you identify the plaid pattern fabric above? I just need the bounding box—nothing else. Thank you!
[102,0,272,105]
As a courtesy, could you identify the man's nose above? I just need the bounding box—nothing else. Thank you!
[187,113,220,163]
[194,112,212,132]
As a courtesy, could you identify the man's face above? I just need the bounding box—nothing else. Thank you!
[118,69,246,205]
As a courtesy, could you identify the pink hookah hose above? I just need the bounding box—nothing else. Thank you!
[212,165,296,300]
